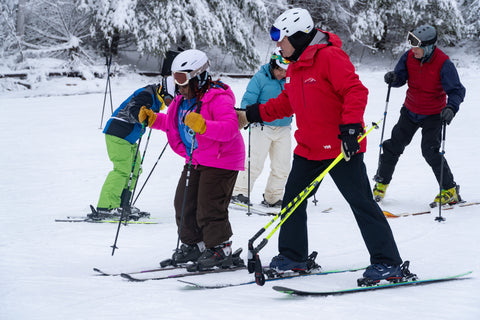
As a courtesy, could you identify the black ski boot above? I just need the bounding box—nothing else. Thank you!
[186,242,244,272]
[160,243,202,267]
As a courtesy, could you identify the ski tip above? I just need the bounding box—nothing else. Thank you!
[120,273,143,282]
[383,211,399,218]
[272,286,296,295]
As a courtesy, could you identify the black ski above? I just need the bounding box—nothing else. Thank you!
[93,265,183,276]
[178,266,366,289]
[120,266,246,282]
[273,271,473,296]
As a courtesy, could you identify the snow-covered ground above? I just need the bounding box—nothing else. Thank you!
[1,65,479,320]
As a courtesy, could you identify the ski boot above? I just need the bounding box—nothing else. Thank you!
[231,194,251,206]
[186,241,242,272]
[159,243,203,268]
[265,251,322,279]
[373,182,388,202]
[430,185,462,208]
[261,194,282,208]
[357,260,417,286]
[87,206,122,220]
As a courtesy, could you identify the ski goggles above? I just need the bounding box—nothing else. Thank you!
[270,26,283,41]
[172,62,209,86]
[407,31,422,47]
[271,54,290,65]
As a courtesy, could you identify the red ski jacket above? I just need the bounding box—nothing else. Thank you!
[259,30,368,161]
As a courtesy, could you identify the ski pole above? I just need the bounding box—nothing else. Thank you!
[130,127,153,205]
[248,120,381,285]
[246,123,252,216]
[99,48,114,129]
[435,121,447,222]
[173,102,203,264]
[111,121,146,255]
[377,84,391,168]
[132,141,169,206]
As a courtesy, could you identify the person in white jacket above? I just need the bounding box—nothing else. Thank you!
[231,48,292,208]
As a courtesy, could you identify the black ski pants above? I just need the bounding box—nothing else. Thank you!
[279,153,402,266]
[174,164,237,248]
[376,106,455,189]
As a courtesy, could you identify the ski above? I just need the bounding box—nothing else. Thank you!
[56,205,157,223]
[272,271,473,296]
[383,201,480,218]
[178,266,366,289]
[55,217,158,224]
[93,265,183,276]
[229,201,277,216]
[120,266,246,282]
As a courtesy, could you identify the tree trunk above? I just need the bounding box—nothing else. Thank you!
[16,0,26,37]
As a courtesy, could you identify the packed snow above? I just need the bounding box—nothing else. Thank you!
[1,62,479,319]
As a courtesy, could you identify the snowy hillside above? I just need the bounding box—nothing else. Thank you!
[0,66,479,320]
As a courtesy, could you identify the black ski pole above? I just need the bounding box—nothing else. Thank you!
[435,121,447,222]
[130,128,153,205]
[377,84,392,167]
[246,123,252,216]
[174,102,203,261]
[132,141,169,206]
[111,122,146,255]
[100,47,114,129]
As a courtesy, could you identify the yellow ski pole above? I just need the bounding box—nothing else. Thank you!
[248,120,381,285]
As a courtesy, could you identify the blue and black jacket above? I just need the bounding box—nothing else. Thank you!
[103,85,162,144]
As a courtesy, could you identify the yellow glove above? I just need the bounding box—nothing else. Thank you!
[185,112,206,134]
[138,106,157,127]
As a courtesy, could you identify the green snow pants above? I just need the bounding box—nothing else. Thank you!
[97,134,141,210]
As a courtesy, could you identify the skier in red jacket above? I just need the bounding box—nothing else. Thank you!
[243,8,407,285]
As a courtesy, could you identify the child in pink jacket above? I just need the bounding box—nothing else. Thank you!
[139,49,245,271]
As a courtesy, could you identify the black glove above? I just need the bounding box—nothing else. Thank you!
[338,123,363,161]
[384,71,396,85]
[440,105,455,125]
[245,103,263,123]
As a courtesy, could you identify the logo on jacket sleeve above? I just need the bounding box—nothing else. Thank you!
[304,77,316,84]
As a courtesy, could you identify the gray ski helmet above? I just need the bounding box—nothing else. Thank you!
[412,25,437,46]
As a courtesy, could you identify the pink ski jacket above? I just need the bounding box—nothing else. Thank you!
[152,84,245,171]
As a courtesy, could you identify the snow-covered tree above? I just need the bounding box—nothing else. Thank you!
[78,0,271,70]
[0,0,23,60]
[18,0,94,64]
[463,0,480,39]
[77,0,138,55]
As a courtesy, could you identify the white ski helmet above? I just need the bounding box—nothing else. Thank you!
[171,49,210,86]
[270,8,314,42]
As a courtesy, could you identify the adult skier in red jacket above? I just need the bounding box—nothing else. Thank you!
[243,8,407,285]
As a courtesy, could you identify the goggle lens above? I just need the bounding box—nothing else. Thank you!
[271,54,290,65]
[407,32,422,47]
[173,71,190,86]
[270,26,281,41]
